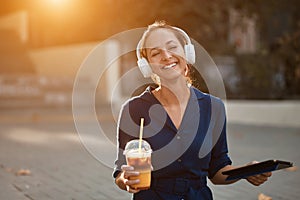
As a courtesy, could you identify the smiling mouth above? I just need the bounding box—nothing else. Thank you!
[163,63,176,70]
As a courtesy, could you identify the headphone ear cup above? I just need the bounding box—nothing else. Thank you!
[184,44,196,64]
[137,58,153,78]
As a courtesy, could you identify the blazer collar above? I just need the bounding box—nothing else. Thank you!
[191,87,207,100]
[139,85,207,102]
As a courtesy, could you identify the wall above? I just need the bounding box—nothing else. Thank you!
[225,100,300,128]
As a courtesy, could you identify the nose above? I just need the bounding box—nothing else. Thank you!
[161,49,172,60]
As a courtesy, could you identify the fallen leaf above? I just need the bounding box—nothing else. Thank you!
[258,193,272,200]
[284,166,298,172]
[16,169,31,176]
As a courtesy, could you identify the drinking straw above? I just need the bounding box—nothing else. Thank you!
[138,118,144,153]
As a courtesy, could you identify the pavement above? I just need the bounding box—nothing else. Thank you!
[0,106,299,200]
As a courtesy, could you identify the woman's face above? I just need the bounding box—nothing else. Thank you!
[144,28,188,81]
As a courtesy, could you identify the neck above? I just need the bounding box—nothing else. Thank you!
[154,79,190,106]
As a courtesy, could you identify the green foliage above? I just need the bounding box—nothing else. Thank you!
[234,54,284,99]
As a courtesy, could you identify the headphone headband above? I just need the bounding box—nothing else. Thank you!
[172,27,192,44]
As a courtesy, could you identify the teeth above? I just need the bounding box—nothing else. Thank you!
[163,63,176,69]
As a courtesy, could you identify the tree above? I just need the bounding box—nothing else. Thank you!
[231,0,300,98]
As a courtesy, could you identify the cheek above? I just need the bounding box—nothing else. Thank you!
[147,56,159,64]
[147,58,161,70]
[172,48,185,59]
[151,66,162,75]
[148,61,161,73]
[179,52,187,61]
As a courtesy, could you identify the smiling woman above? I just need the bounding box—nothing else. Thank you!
[113,21,272,200]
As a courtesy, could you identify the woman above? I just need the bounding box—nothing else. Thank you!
[113,21,271,200]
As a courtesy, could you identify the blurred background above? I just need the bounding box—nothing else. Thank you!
[1,0,299,105]
[0,0,300,199]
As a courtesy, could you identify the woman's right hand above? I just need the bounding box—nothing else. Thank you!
[115,165,140,193]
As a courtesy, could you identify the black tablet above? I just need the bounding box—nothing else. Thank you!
[222,160,293,181]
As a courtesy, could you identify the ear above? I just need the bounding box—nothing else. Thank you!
[184,65,189,77]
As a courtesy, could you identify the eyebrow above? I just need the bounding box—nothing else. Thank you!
[148,40,177,53]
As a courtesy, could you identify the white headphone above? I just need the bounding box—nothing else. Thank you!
[136,26,196,78]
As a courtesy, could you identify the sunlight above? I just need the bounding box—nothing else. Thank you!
[40,0,73,12]
[47,0,69,7]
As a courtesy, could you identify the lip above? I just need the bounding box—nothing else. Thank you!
[162,63,177,70]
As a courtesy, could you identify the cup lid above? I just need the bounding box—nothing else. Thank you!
[123,139,152,155]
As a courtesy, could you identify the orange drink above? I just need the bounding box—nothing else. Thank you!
[124,139,152,190]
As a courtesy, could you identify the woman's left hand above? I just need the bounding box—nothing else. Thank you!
[246,161,272,186]
[246,171,272,186]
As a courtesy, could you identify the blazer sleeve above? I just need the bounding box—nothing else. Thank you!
[112,103,131,178]
[208,98,232,179]
[112,101,139,178]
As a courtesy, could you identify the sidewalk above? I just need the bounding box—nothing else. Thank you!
[0,107,299,200]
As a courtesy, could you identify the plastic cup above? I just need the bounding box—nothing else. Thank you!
[124,139,152,190]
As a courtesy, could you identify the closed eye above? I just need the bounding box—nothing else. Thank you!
[168,46,177,50]
[150,51,160,57]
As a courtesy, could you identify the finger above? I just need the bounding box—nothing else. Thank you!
[124,171,140,179]
[126,185,140,193]
[121,165,134,171]
[125,179,141,193]
[252,177,267,185]
[249,180,261,186]
[262,172,272,177]
[254,174,268,181]
[126,178,140,186]
[247,176,260,186]
[247,176,265,186]
[121,165,137,179]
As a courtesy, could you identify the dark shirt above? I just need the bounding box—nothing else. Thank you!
[113,86,232,199]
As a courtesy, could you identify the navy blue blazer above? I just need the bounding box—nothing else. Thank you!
[114,86,232,199]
